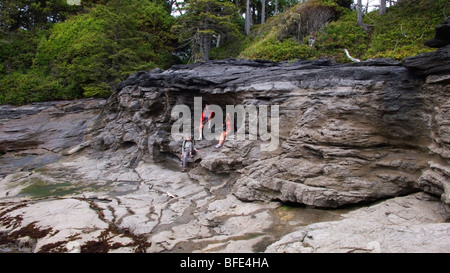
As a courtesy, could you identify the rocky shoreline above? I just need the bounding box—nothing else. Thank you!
[1,25,450,252]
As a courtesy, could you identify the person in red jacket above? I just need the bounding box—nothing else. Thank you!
[198,104,214,140]
[216,113,232,148]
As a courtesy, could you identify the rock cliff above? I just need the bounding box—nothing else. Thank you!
[85,48,450,212]
[0,99,105,177]
[1,27,449,253]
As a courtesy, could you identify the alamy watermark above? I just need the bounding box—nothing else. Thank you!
[171,97,279,152]
[67,0,81,5]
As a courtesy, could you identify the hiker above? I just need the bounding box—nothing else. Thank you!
[198,104,214,140]
[215,113,232,148]
[180,134,198,172]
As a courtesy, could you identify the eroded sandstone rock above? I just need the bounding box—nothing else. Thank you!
[84,56,449,210]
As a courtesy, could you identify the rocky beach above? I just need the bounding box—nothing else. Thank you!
[1,27,450,252]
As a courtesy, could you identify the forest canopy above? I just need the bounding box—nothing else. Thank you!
[0,0,448,105]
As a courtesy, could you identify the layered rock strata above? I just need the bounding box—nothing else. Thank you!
[86,53,450,211]
[1,32,449,253]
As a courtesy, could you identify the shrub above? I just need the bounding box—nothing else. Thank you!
[239,0,345,62]
[240,34,312,62]
[313,10,369,62]
[1,0,176,105]
[239,0,447,63]
[83,82,113,98]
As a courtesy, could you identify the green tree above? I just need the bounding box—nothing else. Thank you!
[173,0,242,62]
[35,0,176,97]
[0,0,81,31]
[1,0,177,104]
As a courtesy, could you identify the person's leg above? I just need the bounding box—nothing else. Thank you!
[189,143,195,157]
[207,116,212,129]
[216,132,226,148]
[182,152,189,170]
[198,123,203,140]
[219,132,226,145]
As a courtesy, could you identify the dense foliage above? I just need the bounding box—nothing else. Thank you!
[1,0,447,105]
[240,0,347,61]
[1,0,176,105]
[361,0,448,60]
[241,0,448,62]
[172,0,242,62]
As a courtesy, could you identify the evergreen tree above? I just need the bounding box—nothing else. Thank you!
[36,0,176,97]
[0,0,80,31]
[1,0,176,104]
[173,0,242,62]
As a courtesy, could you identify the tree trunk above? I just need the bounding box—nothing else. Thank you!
[357,0,363,26]
[356,0,368,31]
[274,0,279,15]
[252,4,256,25]
[200,2,211,61]
[380,0,386,15]
[261,0,266,24]
[245,0,251,35]
[201,34,211,61]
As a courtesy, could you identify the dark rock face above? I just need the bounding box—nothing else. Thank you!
[86,56,450,211]
[425,16,450,48]
[0,99,105,177]
[403,45,450,77]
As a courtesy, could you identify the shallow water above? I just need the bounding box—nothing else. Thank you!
[255,205,352,252]
[167,203,354,253]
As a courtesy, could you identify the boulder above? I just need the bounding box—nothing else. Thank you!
[425,16,450,48]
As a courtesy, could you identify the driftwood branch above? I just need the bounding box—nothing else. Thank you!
[344,49,361,62]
